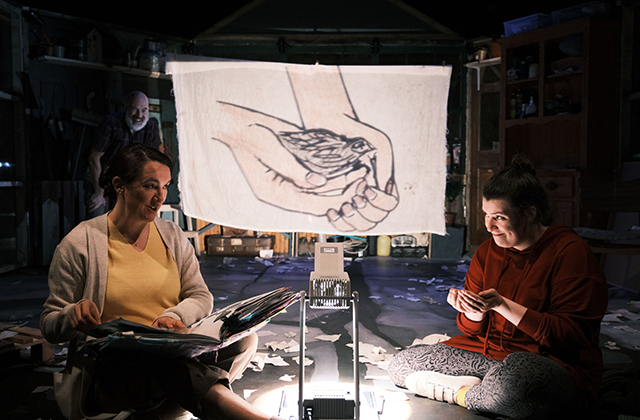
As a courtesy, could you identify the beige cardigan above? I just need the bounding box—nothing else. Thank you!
[40,213,213,344]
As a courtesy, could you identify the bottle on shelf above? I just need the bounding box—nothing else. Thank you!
[452,141,461,174]
[519,60,529,80]
[515,90,524,118]
[525,97,537,117]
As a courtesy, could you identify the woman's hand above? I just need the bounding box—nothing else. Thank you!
[478,288,505,310]
[479,289,527,326]
[447,288,489,313]
[70,300,101,333]
[448,288,526,327]
[153,316,187,330]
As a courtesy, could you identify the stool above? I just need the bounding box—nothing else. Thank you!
[183,215,202,256]
[158,204,203,256]
[157,204,180,224]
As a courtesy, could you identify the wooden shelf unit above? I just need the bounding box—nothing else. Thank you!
[498,17,619,227]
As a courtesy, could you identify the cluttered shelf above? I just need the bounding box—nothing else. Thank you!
[505,112,580,127]
[32,55,171,80]
[505,70,582,87]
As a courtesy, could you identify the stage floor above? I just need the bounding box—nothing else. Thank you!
[1,254,639,420]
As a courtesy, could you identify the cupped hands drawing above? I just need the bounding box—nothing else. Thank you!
[211,66,398,232]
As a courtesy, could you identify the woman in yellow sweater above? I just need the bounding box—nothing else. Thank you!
[41,144,276,420]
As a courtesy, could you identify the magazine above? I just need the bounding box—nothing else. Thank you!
[84,287,300,357]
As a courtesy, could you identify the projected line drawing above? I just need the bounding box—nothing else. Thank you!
[278,128,375,181]
[211,66,398,232]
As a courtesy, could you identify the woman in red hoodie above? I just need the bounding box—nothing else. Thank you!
[389,156,608,419]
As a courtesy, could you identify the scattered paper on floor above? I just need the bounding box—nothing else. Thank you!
[603,313,622,323]
[315,334,341,342]
[605,341,620,350]
[250,353,266,371]
[264,355,290,367]
[292,356,314,366]
[420,333,450,345]
[265,340,299,351]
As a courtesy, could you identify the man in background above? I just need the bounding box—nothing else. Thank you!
[86,91,164,217]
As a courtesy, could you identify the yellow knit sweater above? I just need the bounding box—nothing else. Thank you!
[102,219,181,325]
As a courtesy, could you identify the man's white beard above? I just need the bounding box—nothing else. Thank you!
[125,114,149,132]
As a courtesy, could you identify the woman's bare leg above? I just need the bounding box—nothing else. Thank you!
[200,383,271,420]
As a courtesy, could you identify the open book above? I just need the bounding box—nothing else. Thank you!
[84,287,300,358]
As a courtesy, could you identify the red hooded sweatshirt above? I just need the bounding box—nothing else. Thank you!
[444,225,608,404]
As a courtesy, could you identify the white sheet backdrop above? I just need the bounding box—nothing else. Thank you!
[167,54,451,235]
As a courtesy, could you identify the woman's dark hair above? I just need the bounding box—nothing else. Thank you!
[100,143,173,198]
[482,155,553,226]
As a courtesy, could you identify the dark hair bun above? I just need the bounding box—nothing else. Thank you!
[483,154,552,226]
[510,154,536,177]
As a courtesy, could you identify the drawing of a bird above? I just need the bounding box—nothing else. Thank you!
[278,128,376,180]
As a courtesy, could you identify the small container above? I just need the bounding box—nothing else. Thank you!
[52,46,65,58]
[69,39,86,61]
[377,235,391,257]
[503,13,552,37]
[367,236,378,256]
[552,2,610,25]
[139,51,160,72]
[525,97,538,116]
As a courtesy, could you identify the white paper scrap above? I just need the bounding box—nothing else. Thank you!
[250,354,266,371]
[264,355,290,367]
[264,340,291,351]
[292,356,314,366]
[315,334,341,342]
[420,333,450,345]
[603,313,622,323]
[422,296,436,304]
[605,341,620,350]
[456,264,469,273]
[612,308,640,321]
[614,325,640,334]
[0,331,18,339]
[279,374,295,382]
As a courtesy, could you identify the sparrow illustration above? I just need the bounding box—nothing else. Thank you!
[278,128,376,180]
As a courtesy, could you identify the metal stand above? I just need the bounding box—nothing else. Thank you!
[298,290,360,420]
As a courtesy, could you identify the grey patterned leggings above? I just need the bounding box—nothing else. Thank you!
[388,343,578,420]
